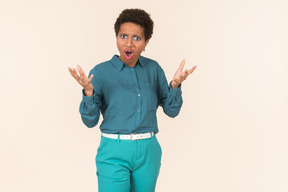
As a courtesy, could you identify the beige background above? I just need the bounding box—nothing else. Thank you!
[1,0,288,191]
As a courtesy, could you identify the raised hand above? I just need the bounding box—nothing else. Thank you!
[171,60,197,89]
[68,65,94,96]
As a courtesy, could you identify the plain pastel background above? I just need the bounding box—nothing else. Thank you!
[0,0,288,191]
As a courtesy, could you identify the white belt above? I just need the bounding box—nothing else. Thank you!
[101,132,154,141]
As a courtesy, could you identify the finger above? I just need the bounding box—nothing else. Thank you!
[77,65,86,81]
[70,68,80,81]
[68,67,75,75]
[79,69,85,81]
[184,69,189,75]
[179,70,188,81]
[180,72,187,81]
[87,74,94,83]
[188,65,197,75]
[76,65,83,74]
[177,59,186,72]
[69,67,78,76]
[68,67,76,78]
[68,67,74,76]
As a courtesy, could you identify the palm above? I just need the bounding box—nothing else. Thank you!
[172,60,197,89]
[68,65,94,91]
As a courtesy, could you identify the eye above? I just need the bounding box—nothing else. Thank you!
[134,36,141,41]
[120,34,127,39]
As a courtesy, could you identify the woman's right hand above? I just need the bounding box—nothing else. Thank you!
[68,65,94,97]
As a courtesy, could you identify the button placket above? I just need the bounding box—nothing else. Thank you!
[130,67,141,128]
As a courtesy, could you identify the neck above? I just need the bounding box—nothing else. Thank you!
[117,55,138,68]
[126,62,137,68]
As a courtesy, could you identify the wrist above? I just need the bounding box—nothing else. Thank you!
[171,80,180,89]
[84,87,93,97]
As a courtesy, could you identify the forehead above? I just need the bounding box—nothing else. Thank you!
[119,22,144,36]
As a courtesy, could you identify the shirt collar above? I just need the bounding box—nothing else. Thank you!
[138,56,145,67]
[111,55,145,71]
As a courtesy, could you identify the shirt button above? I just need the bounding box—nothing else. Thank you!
[131,68,134,71]
[138,94,140,96]
[137,110,140,112]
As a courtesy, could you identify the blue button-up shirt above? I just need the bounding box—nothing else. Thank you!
[79,55,183,134]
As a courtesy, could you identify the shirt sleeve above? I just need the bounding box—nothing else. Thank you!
[157,65,183,117]
[79,70,103,128]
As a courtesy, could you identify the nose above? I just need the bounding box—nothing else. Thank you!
[126,37,134,47]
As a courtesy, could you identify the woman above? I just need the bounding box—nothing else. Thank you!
[68,8,196,192]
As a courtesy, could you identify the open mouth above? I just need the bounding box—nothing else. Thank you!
[124,49,134,60]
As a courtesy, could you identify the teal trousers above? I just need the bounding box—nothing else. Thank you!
[95,134,162,192]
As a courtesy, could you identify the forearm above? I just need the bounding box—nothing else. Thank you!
[79,89,102,128]
[162,83,183,117]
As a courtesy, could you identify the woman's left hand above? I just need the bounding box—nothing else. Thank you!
[171,60,197,89]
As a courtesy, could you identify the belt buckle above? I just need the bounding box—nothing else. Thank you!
[130,133,136,141]
[130,133,141,141]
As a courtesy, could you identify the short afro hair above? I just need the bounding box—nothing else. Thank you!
[114,9,154,41]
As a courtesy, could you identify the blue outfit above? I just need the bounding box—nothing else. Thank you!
[79,55,183,192]
[96,135,162,192]
[79,55,183,133]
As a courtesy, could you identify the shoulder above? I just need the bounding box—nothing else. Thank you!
[139,55,162,70]
[89,57,114,76]
[90,60,110,72]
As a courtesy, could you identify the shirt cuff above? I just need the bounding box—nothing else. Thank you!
[82,89,95,103]
[168,81,182,95]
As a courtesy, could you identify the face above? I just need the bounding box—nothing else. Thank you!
[116,22,149,67]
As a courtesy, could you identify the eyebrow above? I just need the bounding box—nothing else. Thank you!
[119,33,143,37]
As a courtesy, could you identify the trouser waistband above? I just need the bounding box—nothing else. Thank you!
[101,132,154,141]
